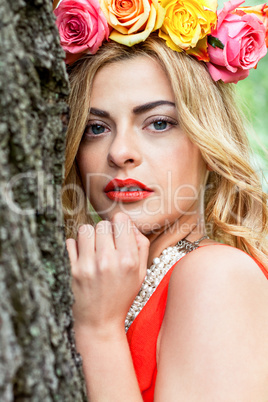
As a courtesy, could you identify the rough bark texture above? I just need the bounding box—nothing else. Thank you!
[0,0,86,400]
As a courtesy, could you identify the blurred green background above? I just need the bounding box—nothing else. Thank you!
[218,0,268,192]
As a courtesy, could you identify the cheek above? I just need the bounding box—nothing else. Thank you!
[75,151,94,200]
[76,146,110,208]
[76,146,101,180]
[166,143,206,193]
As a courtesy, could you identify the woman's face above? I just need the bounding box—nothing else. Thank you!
[76,56,207,234]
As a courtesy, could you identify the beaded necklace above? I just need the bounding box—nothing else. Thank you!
[125,235,208,332]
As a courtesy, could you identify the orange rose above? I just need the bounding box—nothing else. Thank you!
[237,3,268,47]
[100,0,165,46]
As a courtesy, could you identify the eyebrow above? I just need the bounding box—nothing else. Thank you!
[89,101,176,119]
[133,100,176,114]
[89,107,110,118]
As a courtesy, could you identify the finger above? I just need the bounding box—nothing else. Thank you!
[132,224,145,248]
[77,224,95,258]
[95,220,115,254]
[133,227,150,278]
[112,212,138,254]
[66,238,78,263]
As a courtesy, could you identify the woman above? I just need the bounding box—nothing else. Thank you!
[55,0,268,400]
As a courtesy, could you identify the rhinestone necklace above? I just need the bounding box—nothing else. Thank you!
[125,235,209,332]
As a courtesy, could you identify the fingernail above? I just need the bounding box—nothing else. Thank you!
[78,225,86,234]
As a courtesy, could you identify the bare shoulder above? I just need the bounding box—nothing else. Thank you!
[178,241,264,269]
[166,242,268,330]
[155,244,268,401]
[167,243,268,321]
[172,242,268,288]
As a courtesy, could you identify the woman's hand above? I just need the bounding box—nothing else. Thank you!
[66,212,149,333]
[66,212,147,401]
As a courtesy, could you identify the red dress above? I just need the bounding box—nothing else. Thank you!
[126,246,268,402]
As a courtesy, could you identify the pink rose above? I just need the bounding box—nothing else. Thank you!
[237,3,268,47]
[207,0,267,83]
[54,0,110,64]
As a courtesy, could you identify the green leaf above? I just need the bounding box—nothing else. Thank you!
[208,36,224,50]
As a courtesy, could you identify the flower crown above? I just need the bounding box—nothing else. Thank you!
[53,0,268,83]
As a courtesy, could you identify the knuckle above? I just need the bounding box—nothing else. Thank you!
[79,269,94,282]
[96,220,110,228]
[70,266,80,280]
[95,220,112,234]
[97,254,111,272]
[121,254,137,270]
[142,236,150,248]
[72,258,95,281]
[78,224,94,237]
[112,212,129,223]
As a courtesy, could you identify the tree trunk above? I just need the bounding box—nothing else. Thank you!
[0,0,86,400]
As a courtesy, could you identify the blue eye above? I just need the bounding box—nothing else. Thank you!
[153,121,168,130]
[91,124,105,135]
[146,117,177,133]
[83,123,109,138]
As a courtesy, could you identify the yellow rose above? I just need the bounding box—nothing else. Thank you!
[100,0,166,46]
[159,0,217,60]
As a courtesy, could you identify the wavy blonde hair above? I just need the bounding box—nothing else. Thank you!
[63,35,268,269]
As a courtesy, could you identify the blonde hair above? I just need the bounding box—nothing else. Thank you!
[63,35,268,269]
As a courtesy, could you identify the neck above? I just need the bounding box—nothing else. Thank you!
[145,213,206,266]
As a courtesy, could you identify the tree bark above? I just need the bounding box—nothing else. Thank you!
[0,0,86,400]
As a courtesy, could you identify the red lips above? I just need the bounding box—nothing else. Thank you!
[104,178,153,203]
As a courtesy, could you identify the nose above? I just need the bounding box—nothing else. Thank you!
[107,126,142,169]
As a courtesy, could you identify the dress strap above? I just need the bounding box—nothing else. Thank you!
[176,235,209,254]
[191,235,209,247]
